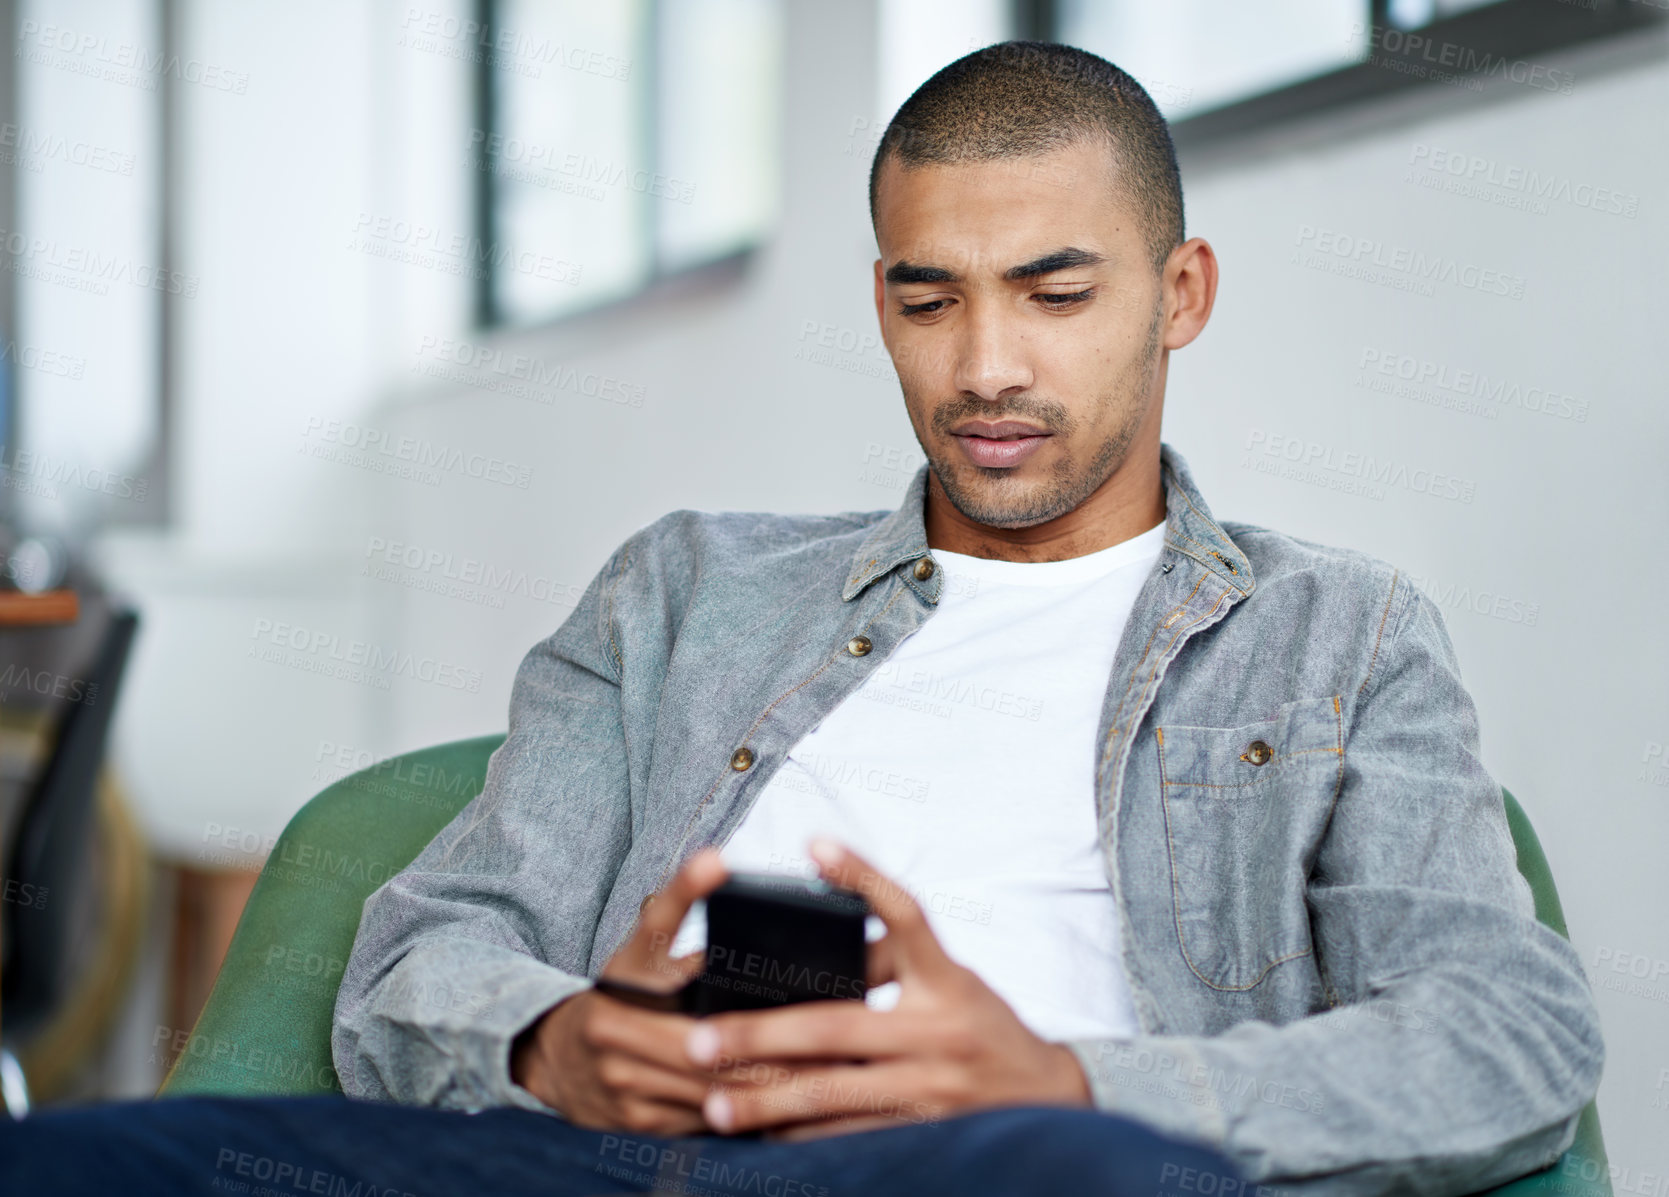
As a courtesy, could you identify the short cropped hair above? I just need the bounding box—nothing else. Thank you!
[868,41,1184,275]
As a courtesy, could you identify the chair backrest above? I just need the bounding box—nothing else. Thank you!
[2,607,140,1042]
[1489,788,1609,1197]
[156,759,1610,1194]
[157,734,502,1097]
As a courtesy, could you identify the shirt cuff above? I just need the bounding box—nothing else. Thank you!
[1063,1035,1229,1149]
[475,961,595,1115]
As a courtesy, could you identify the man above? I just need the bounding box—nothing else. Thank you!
[1,40,1600,1197]
[331,37,1602,1191]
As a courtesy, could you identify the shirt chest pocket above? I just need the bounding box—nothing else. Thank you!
[1157,694,1344,991]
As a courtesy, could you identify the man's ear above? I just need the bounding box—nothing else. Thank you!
[1162,237,1219,352]
[872,258,885,331]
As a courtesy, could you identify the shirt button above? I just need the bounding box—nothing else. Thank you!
[1242,740,1273,766]
[913,557,936,581]
[730,747,754,771]
[640,893,656,913]
[846,636,872,657]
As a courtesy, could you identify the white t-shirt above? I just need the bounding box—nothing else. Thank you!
[668,520,1167,1042]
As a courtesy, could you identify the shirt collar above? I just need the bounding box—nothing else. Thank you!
[841,441,1254,602]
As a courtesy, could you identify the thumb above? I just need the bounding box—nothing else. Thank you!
[613,847,727,982]
[808,838,951,982]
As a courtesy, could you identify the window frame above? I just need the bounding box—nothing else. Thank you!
[473,0,777,332]
[1,0,175,530]
[1021,0,1668,151]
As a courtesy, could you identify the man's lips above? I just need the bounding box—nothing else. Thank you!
[949,421,1052,468]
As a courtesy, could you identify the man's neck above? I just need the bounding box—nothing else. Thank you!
[923,452,1167,564]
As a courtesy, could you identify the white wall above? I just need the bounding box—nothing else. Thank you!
[92,1,1667,1177]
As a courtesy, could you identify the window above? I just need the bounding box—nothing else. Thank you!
[1037,0,1667,148]
[876,0,1011,128]
[7,0,167,529]
[1052,0,1367,121]
[479,0,784,328]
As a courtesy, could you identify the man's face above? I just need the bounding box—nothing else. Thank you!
[872,137,1168,530]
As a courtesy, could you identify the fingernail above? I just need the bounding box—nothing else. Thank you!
[704,1089,734,1132]
[686,1023,721,1066]
[808,838,843,867]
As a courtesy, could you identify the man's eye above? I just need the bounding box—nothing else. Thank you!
[1037,289,1095,307]
[898,298,949,316]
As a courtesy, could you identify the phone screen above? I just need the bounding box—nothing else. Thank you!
[688,872,869,1015]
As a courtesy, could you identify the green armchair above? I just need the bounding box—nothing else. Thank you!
[157,736,1610,1195]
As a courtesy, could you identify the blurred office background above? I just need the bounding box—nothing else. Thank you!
[0,0,1663,1181]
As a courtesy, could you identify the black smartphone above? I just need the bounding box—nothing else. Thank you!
[595,872,869,1017]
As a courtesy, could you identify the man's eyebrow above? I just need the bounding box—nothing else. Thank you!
[884,261,960,285]
[1004,247,1107,280]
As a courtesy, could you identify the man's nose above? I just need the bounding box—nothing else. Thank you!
[951,309,1034,400]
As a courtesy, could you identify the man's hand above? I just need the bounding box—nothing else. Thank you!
[510,848,727,1134]
[684,839,1093,1139]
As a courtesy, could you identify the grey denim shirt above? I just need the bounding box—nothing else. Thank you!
[333,442,1603,1195]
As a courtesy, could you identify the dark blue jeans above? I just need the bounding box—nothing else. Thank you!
[0,1094,1244,1196]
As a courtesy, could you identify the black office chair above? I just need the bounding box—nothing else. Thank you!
[0,606,140,1113]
